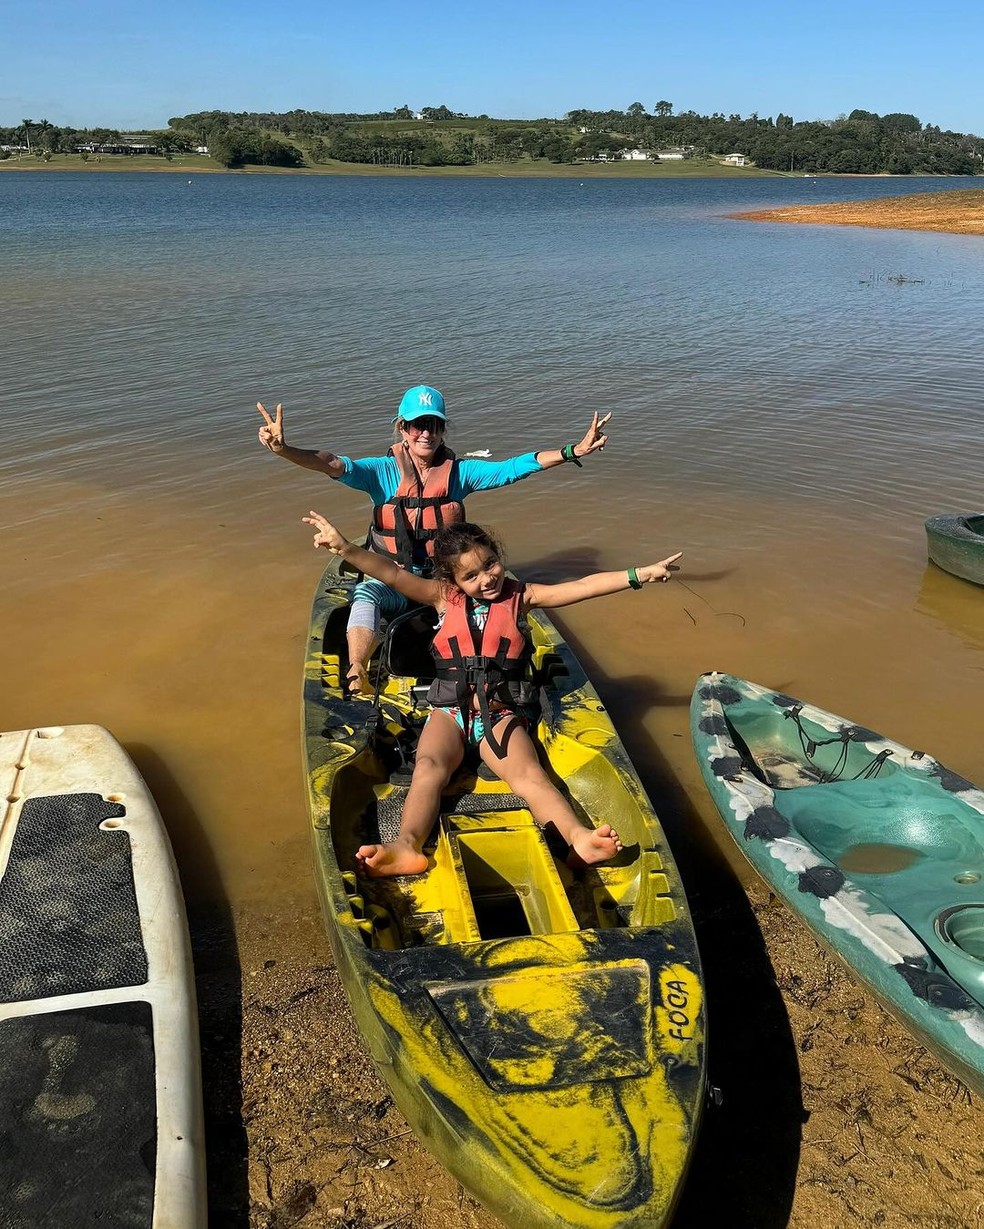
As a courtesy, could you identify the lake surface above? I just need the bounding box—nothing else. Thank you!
[3,170,983,910]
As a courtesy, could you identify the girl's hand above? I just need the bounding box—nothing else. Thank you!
[302,511,349,554]
[574,410,612,459]
[637,552,683,584]
[257,401,286,452]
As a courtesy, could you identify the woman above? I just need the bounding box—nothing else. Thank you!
[257,384,611,692]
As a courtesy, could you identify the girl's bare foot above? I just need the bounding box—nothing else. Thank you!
[356,842,429,878]
[568,823,622,868]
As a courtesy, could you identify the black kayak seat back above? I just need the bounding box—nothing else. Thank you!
[386,609,437,682]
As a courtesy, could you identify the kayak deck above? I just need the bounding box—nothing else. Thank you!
[332,732,679,952]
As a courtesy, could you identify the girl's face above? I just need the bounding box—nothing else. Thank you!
[452,545,504,601]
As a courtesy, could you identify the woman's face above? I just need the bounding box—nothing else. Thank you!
[401,416,446,463]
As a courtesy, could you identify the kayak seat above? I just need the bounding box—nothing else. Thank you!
[384,609,436,682]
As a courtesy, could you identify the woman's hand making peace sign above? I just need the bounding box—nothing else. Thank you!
[256,401,286,453]
[573,411,612,459]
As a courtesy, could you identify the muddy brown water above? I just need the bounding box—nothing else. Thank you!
[5,456,981,908]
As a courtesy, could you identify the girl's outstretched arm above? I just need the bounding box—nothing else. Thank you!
[302,511,442,606]
[525,553,683,611]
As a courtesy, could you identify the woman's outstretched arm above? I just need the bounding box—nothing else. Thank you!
[525,553,683,611]
[257,402,346,477]
[532,411,612,470]
[302,511,441,606]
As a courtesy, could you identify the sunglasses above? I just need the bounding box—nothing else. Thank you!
[405,417,446,434]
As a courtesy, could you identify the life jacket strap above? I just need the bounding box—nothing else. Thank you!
[436,635,526,758]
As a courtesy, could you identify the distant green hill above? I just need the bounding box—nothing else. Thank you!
[3,106,980,175]
[165,105,984,174]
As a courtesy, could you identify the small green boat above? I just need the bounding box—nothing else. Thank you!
[925,513,984,586]
[691,672,984,1095]
[303,559,705,1229]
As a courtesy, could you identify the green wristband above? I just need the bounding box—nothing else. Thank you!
[627,567,642,590]
[561,443,583,467]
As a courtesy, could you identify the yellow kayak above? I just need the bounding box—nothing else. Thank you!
[302,558,705,1228]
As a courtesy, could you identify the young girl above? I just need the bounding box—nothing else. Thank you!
[302,511,682,878]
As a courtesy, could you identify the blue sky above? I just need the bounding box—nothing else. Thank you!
[4,0,983,135]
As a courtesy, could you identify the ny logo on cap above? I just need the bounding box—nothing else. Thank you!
[418,391,433,407]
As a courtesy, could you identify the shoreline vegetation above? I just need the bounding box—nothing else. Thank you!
[3,103,981,180]
[732,187,984,234]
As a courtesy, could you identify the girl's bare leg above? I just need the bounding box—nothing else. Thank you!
[479,718,622,864]
[356,710,465,877]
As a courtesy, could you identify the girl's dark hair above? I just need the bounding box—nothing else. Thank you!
[432,522,504,586]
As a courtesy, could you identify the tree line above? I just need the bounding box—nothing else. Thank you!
[165,109,581,167]
[0,115,303,168]
[568,104,982,174]
[307,126,584,167]
[3,105,981,175]
[0,118,194,160]
[166,104,983,173]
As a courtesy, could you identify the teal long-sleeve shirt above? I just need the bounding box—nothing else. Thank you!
[336,449,543,505]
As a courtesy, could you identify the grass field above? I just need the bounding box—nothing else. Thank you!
[0,151,789,178]
[0,152,223,172]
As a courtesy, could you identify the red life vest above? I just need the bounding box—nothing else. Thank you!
[369,444,464,571]
[427,580,537,756]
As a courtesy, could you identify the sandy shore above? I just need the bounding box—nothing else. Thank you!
[731,188,984,235]
[0,154,775,179]
[195,868,984,1228]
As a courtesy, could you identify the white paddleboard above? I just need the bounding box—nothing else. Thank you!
[0,725,206,1227]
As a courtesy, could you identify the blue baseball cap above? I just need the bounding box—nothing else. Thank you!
[394,385,447,423]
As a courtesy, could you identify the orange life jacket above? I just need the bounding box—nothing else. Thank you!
[369,444,464,571]
[426,580,536,756]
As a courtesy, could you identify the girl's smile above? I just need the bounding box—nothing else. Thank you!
[452,547,504,600]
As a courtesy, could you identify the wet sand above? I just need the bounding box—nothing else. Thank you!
[224,864,984,1229]
[731,188,984,235]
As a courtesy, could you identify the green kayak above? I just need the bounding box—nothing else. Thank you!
[691,672,984,1095]
[925,513,984,586]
